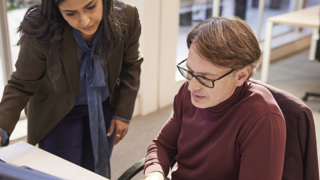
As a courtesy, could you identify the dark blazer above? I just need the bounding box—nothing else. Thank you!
[0,3,143,145]
[250,79,319,180]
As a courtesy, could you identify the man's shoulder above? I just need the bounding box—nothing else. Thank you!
[249,79,309,120]
[241,81,283,118]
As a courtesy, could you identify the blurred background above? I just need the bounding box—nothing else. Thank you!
[0,0,318,119]
[0,0,319,179]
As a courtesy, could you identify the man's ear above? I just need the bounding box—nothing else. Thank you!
[235,66,251,86]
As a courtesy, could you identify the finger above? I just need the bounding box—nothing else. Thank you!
[114,121,127,144]
[114,129,122,145]
[113,134,121,145]
[118,121,129,141]
[107,120,115,136]
[120,128,128,141]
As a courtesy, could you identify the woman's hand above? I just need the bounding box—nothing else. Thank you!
[144,172,165,180]
[107,119,129,145]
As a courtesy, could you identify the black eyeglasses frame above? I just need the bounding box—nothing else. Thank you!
[176,59,234,88]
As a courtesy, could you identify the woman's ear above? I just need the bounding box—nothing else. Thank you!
[235,66,251,86]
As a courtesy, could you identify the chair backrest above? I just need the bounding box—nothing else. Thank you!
[250,79,319,180]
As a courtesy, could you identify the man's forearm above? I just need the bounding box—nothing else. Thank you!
[144,172,165,180]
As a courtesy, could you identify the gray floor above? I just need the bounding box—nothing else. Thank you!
[9,48,320,180]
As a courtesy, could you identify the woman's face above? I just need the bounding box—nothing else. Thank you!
[58,0,103,41]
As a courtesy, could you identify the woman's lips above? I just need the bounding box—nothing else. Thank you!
[83,24,94,31]
[192,93,205,101]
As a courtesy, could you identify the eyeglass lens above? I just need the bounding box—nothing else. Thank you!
[178,67,213,87]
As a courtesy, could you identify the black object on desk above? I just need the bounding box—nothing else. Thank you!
[0,162,63,180]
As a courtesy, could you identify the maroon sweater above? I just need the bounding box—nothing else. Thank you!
[144,81,286,180]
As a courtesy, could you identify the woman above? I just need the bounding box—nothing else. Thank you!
[0,0,142,178]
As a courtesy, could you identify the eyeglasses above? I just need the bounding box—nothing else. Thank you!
[176,59,234,88]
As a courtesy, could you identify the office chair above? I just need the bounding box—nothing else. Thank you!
[302,29,320,102]
[119,80,320,180]
[251,79,319,180]
[117,158,145,180]
[302,92,320,101]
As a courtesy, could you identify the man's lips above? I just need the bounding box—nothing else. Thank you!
[191,92,205,101]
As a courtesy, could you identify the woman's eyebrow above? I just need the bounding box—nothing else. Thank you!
[63,0,95,12]
[83,0,95,8]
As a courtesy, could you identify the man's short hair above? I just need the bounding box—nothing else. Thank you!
[187,16,261,78]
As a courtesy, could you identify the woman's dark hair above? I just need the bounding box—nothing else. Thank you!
[17,0,124,77]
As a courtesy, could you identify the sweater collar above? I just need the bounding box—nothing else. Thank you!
[205,81,249,113]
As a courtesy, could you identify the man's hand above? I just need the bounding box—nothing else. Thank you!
[0,136,2,147]
[144,172,165,180]
[107,119,129,145]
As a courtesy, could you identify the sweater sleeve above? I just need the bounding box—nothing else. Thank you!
[238,113,286,180]
[144,84,186,176]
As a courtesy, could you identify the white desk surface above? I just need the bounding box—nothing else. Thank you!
[0,141,108,180]
[267,5,320,28]
[261,5,320,82]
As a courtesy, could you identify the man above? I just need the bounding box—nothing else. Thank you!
[143,16,286,180]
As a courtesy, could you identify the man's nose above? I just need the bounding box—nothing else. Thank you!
[188,77,202,92]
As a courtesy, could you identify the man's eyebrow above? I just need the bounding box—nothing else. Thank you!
[186,64,217,77]
[186,64,192,70]
[63,0,95,12]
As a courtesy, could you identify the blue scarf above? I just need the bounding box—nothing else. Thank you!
[72,24,111,178]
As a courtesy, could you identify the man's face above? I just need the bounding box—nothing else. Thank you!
[59,0,103,41]
[186,45,239,108]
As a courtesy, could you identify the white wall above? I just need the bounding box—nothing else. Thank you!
[127,0,183,117]
[158,0,184,109]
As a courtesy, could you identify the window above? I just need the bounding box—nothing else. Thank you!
[7,0,41,70]
[176,0,313,81]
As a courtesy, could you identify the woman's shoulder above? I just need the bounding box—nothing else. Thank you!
[122,2,139,13]
[20,5,45,30]
[117,2,140,25]
[18,5,50,44]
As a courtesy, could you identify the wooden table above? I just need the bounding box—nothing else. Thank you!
[0,141,109,180]
[261,5,320,82]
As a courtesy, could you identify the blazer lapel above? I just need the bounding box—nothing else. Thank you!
[61,25,79,103]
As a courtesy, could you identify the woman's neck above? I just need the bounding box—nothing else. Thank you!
[81,32,94,41]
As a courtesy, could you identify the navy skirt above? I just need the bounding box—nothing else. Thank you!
[38,100,116,172]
